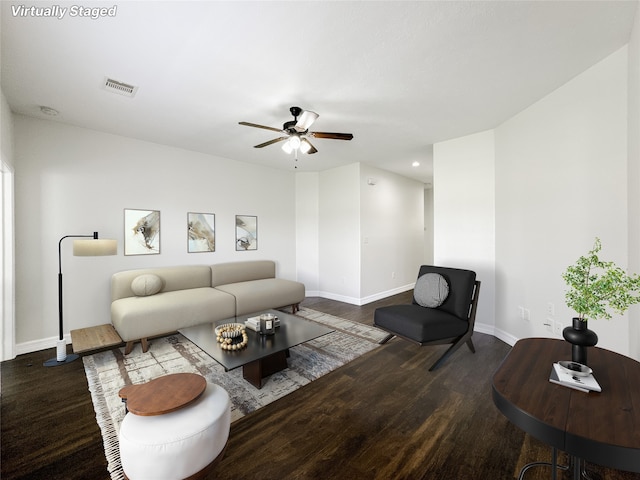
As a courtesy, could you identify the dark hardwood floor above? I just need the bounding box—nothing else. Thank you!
[2,293,639,480]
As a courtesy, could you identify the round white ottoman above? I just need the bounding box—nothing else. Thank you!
[119,382,231,480]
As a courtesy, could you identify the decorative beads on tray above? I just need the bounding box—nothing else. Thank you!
[215,323,248,350]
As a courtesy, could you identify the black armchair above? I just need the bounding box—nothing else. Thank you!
[373,265,480,371]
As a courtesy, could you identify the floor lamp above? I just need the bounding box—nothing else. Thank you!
[44,232,117,367]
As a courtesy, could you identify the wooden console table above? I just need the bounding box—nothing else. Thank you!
[71,324,122,354]
[492,338,640,479]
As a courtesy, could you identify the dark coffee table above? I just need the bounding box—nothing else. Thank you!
[179,309,333,389]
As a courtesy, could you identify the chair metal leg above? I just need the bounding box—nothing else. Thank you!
[466,338,475,353]
[428,336,470,371]
[378,333,395,345]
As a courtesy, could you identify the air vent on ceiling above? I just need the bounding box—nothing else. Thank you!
[103,77,138,97]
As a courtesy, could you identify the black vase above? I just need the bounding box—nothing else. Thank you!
[562,317,598,365]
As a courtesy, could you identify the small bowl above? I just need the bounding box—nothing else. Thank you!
[215,323,245,339]
[558,360,592,377]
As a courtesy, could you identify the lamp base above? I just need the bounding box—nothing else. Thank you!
[43,353,79,367]
[43,339,79,367]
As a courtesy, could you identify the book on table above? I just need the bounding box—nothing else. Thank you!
[549,362,602,393]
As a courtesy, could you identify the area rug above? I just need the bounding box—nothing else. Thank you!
[83,307,388,480]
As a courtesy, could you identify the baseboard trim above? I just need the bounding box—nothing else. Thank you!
[315,291,362,305]
[16,334,71,357]
[312,284,415,306]
[492,327,519,347]
[360,284,415,305]
[474,322,518,346]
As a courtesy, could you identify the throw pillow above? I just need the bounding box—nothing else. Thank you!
[131,274,163,297]
[414,273,449,308]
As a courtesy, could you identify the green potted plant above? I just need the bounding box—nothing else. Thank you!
[562,237,640,365]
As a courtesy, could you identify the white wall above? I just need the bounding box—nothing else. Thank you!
[433,130,496,332]
[318,163,361,303]
[628,4,640,360]
[434,46,632,356]
[314,162,424,305]
[13,115,297,353]
[424,187,434,265]
[495,46,629,355]
[1,90,16,361]
[295,172,320,295]
[360,163,424,302]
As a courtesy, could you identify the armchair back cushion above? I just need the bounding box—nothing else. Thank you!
[414,265,476,320]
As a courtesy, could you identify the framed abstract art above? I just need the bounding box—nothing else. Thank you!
[188,212,215,253]
[124,208,160,255]
[235,215,257,251]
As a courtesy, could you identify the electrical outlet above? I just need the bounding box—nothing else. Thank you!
[518,306,525,320]
[523,309,531,322]
[547,303,555,316]
[554,320,563,336]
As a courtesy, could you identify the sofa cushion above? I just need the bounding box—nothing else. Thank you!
[215,278,305,316]
[112,266,213,302]
[131,274,163,297]
[111,288,236,342]
[414,273,449,308]
[210,260,275,287]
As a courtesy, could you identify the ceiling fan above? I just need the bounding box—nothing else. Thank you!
[239,106,353,155]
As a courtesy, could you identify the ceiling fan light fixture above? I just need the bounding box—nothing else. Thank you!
[295,110,319,132]
[299,139,312,154]
[240,106,352,156]
[289,135,301,150]
[281,141,293,154]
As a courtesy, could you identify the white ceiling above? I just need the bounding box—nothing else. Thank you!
[1,1,638,184]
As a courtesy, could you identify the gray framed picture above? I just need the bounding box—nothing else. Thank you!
[124,208,160,255]
[236,215,257,251]
[188,212,215,253]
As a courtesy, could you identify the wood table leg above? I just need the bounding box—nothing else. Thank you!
[243,351,288,389]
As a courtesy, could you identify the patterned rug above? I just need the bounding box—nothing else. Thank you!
[83,307,388,480]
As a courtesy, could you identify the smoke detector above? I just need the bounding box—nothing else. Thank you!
[103,77,138,98]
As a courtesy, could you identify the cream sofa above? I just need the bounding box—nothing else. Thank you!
[111,260,305,354]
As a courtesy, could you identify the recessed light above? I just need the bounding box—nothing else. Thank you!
[40,106,59,116]
[412,161,420,167]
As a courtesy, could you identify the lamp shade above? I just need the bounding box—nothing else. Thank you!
[299,139,312,154]
[73,238,117,256]
[295,110,318,131]
[289,136,301,149]
[281,141,293,154]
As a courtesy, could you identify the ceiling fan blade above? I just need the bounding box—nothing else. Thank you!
[239,121,283,133]
[300,138,318,154]
[309,131,353,141]
[254,137,289,148]
[294,110,319,132]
